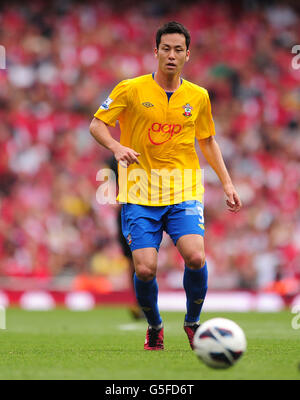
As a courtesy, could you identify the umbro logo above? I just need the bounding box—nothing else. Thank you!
[142,102,154,108]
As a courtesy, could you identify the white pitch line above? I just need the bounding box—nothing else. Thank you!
[118,323,145,331]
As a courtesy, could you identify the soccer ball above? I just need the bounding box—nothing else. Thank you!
[193,318,247,369]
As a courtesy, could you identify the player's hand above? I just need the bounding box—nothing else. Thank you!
[223,183,242,213]
[113,144,140,166]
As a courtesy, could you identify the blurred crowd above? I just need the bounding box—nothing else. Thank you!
[0,0,299,293]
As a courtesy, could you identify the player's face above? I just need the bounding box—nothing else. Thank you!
[155,33,190,75]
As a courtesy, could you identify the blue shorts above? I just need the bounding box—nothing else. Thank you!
[121,200,205,252]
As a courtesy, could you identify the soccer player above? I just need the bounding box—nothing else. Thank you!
[90,21,242,350]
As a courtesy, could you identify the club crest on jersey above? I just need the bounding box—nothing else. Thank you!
[142,102,154,108]
[127,234,132,245]
[182,103,193,117]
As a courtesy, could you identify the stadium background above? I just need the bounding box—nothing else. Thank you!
[0,0,299,311]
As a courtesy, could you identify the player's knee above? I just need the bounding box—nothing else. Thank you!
[185,251,206,270]
[135,264,156,281]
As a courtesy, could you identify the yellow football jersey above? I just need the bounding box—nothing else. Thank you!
[94,74,215,205]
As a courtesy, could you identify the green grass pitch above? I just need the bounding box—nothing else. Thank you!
[0,307,299,380]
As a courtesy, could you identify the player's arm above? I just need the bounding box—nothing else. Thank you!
[198,136,242,212]
[89,117,140,165]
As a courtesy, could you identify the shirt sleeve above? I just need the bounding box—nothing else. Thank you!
[195,90,216,140]
[94,80,130,127]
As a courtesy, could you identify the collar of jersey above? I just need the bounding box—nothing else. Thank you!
[150,73,185,100]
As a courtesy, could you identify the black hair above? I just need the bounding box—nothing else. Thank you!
[156,21,191,50]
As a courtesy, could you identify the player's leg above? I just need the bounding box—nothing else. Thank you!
[132,247,162,328]
[176,234,208,323]
[132,248,164,350]
[165,201,208,349]
[121,203,165,350]
[177,234,208,349]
